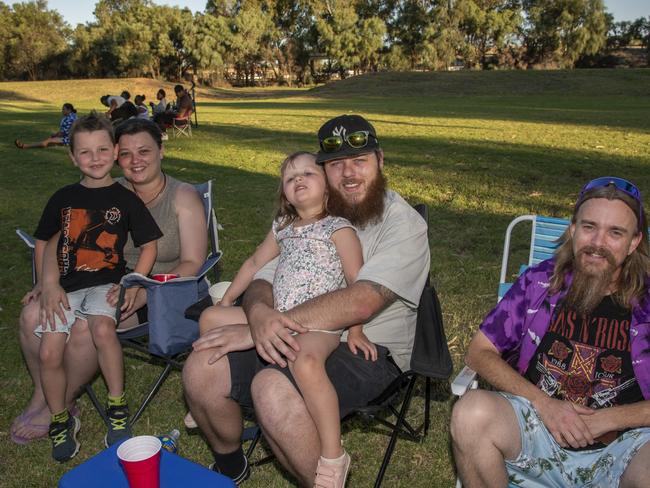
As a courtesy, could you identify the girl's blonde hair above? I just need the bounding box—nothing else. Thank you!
[275,151,328,230]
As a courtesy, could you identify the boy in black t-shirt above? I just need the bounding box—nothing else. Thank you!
[33,113,162,462]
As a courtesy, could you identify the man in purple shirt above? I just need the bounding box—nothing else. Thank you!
[451,177,650,487]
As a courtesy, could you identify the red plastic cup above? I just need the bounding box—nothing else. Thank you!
[117,436,162,488]
[151,273,179,283]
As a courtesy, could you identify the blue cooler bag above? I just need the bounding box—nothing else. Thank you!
[120,255,219,357]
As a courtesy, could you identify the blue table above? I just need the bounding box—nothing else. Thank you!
[58,442,235,488]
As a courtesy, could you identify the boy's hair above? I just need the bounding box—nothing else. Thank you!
[157,88,166,98]
[115,118,163,148]
[134,94,146,104]
[69,111,115,153]
[274,151,327,230]
[174,84,184,94]
[121,90,131,100]
[100,95,109,106]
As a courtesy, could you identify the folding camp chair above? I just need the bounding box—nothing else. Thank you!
[115,180,221,425]
[243,204,453,486]
[15,229,110,425]
[171,113,192,138]
[347,203,453,487]
[452,214,570,405]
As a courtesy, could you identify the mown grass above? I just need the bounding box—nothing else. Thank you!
[1,69,649,487]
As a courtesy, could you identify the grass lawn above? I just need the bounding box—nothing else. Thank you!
[1,69,649,487]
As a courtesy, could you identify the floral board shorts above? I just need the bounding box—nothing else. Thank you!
[502,392,650,488]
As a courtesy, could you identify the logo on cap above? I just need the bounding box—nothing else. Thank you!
[332,126,346,138]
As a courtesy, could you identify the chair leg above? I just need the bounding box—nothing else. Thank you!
[374,375,418,488]
[85,383,110,427]
[424,377,431,437]
[130,363,173,426]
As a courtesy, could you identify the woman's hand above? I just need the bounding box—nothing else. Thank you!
[121,287,140,314]
[21,282,43,305]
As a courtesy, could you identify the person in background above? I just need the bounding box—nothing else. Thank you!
[134,95,149,119]
[15,103,77,150]
[149,89,167,116]
[153,84,192,139]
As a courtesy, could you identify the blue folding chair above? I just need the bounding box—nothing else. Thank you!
[115,180,222,425]
[18,181,222,427]
[15,229,110,425]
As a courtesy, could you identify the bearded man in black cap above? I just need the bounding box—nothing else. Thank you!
[183,115,430,486]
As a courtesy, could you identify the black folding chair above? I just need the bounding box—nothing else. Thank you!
[244,204,453,485]
[344,203,453,487]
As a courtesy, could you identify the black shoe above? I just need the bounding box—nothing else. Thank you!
[49,414,81,463]
[104,404,132,447]
[209,456,251,485]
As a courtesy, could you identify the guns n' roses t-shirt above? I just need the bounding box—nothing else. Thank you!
[525,295,643,447]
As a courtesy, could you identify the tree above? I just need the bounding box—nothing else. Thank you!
[457,0,521,69]
[522,0,608,67]
[8,0,70,80]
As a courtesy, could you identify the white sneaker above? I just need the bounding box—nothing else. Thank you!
[313,451,351,488]
[184,411,197,429]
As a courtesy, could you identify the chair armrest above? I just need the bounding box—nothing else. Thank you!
[451,365,478,397]
[16,229,36,249]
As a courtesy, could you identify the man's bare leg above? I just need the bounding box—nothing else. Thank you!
[450,390,522,488]
[251,368,321,487]
[182,349,244,454]
[620,441,650,488]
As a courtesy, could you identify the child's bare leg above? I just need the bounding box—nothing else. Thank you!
[88,315,123,397]
[198,305,247,335]
[39,332,68,415]
[289,332,342,458]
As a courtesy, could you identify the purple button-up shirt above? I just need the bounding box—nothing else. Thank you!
[480,259,650,400]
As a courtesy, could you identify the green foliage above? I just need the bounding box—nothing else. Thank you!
[523,0,608,67]
[6,0,70,80]
[0,0,645,83]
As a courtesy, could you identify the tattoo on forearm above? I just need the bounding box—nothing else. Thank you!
[359,280,398,306]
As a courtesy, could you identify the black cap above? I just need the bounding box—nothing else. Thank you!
[316,114,380,164]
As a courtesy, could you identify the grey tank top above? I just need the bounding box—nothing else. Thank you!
[119,175,183,275]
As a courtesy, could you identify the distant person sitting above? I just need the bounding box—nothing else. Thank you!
[149,89,168,116]
[15,103,77,150]
[153,84,193,138]
[134,95,149,119]
[100,94,137,122]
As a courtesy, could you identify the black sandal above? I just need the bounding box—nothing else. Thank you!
[14,139,24,149]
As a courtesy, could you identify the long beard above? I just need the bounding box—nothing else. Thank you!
[327,172,386,229]
[564,246,616,315]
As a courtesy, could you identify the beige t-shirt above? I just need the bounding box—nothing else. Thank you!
[255,190,430,371]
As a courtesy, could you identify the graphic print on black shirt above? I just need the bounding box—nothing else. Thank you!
[34,183,163,292]
[60,207,122,275]
[525,296,642,409]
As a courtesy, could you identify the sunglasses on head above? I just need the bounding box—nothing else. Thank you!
[320,131,377,153]
[578,176,644,230]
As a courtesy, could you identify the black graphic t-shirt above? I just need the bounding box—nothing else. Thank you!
[34,182,163,292]
[525,295,643,447]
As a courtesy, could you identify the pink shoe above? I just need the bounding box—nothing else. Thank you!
[313,451,351,488]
